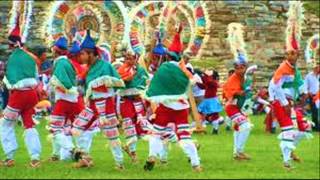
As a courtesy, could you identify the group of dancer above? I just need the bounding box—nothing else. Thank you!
[0,1,319,172]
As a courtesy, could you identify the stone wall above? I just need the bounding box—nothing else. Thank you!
[0,1,319,87]
[200,1,319,87]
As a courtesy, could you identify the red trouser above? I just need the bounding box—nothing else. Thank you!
[4,89,39,129]
[271,100,293,129]
[85,97,117,130]
[153,104,190,140]
[120,97,147,136]
[225,104,249,131]
[49,96,84,134]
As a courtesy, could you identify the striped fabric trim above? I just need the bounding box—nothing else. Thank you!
[125,134,137,140]
[123,126,135,131]
[282,139,294,142]
[164,127,174,132]
[101,124,118,130]
[168,134,178,142]
[50,115,65,121]
[108,136,120,141]
[75,116,89,122]
[107,117,119,126]
[84,107,94,113]
[6,106,20,113]
[122,118,132,122]
[177,124,190,129]
[238,120,246,126]
[95,100,105,106]
[177,124,190,133]
[74,126,85,130]
[106,113,116,118]
[3,106,20,120]
[230,113,242,120]
[281,126,294,131]
[180,135,192,140]
[153,124,166,132]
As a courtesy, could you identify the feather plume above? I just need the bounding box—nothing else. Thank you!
[285,1,304,52]
[227,23,248,64]
[305,34,319,66]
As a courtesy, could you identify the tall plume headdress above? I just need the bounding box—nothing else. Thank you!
[227,23,248,65]
[285,1,304,52]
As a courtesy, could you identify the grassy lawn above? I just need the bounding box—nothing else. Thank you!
[0,114,319,179]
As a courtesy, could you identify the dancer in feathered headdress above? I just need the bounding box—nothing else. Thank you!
[70,30,125,170]
[227,23,258,115]
[223,22,252,161]
[117,44,150,163]
[143,22,202,172]
[48,35,87,163]
[1,12,47,168]
[268,1,312,170]
[304,34,320,131]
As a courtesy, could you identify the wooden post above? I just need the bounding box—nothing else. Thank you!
[188,87,206,134]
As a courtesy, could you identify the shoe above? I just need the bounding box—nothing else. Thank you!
[130,152,138,164]
[144,160,155,171]
[3,159,15,167]
[218,117,224,125]
[115,163,125,171]
[283,162,294,171]
[160,159,168,165]
[48,155,59,162]
[122,145,130,155]
[212,129,218,134]
[238,152,251,160]
[71,149,84,162]
[192,165,203,172]
[291,152,301,162]
[123,145,138,163]
[233,154,243,161]
[73,155,93,168]
[30,159,41,168]
[233,153,250,161]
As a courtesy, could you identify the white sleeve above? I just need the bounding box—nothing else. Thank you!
[269,79,288,106]
[257,97,270,106]
[303,75,309,93]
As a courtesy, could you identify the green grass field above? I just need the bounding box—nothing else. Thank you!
[0,114,319,179]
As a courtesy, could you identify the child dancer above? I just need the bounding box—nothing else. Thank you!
[223,23,253,161]
[223,69,235,131]
[197,70,224,134]
[117,49,149,163]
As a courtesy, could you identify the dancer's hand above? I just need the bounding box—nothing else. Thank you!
[236,90,245,96]
[284,105,291,115]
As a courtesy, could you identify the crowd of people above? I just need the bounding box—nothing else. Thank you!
[0,14,319,173]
